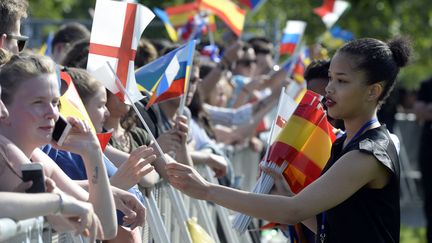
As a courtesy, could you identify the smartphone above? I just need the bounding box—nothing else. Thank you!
[21,163,46,193]
[52,115,72,146]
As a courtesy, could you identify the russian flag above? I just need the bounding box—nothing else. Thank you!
[135,41,196,108]
[279,20,306,56]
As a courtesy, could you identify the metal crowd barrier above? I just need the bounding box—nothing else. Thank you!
[394,113,423,205]
[0,216,44,243]
[142,164,254,243]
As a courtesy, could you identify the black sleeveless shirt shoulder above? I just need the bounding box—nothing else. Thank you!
[317,125,400,243]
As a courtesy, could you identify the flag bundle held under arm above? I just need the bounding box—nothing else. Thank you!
[86,0,155,104]
[135,40,196,109]
[233,90,336,233]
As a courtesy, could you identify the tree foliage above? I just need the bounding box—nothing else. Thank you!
[29,0,432,89]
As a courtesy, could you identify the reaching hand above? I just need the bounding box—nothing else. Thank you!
[156,131,182,154]
[165,162,211,200]
[205,153,228,178]
[112,187,146,230]
[110,146,156,190]
[222,40,243,65]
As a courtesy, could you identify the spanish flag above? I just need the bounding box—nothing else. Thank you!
[166,2,198,28]
[267,90,336,193]
[165,3,217,33]
[197,0,246,36]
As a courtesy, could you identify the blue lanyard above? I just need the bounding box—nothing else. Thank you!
[344,118,379,149]
[320,118,379,243]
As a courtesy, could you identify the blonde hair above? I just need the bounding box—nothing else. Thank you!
[0,53,56,105]
[0,48,12,65]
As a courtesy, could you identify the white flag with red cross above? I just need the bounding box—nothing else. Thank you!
[87,0,155,104]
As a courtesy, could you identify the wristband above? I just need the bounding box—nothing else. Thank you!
[54,193,64,214]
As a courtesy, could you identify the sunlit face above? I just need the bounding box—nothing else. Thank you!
[325,53,370,120]
[208,79,232,107]
[234,48,257,77]
[85,86,109,133]
[254,52,273,76]
[106,92,130,118]
[4,74,60,147]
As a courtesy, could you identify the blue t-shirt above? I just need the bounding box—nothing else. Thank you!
[42,144,144,225]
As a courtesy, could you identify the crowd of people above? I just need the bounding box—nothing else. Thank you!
[0,0,430,243]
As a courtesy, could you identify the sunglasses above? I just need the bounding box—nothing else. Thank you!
[6,34,28,52]
[237,59,257,67]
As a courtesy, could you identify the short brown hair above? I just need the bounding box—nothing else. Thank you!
[0,0,28,35]
[65,67,102,104]
[0,53,55,105]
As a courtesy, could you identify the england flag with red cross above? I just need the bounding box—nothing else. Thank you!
[87,0,155,104]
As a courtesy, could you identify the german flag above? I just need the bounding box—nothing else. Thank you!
[266,90,336,193]
[59,71,112,151]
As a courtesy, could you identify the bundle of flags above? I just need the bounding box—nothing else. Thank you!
[86,0,155,104]
[135,40,196,109]
[267,90,336,193]
[233,90,336,233]
[314,0,350,29]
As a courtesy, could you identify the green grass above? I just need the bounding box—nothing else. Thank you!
[400,225,426,243]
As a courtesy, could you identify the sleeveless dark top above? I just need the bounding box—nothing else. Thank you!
[317,125,400,243]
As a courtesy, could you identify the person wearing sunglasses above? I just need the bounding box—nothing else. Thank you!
[0,0,29,54]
